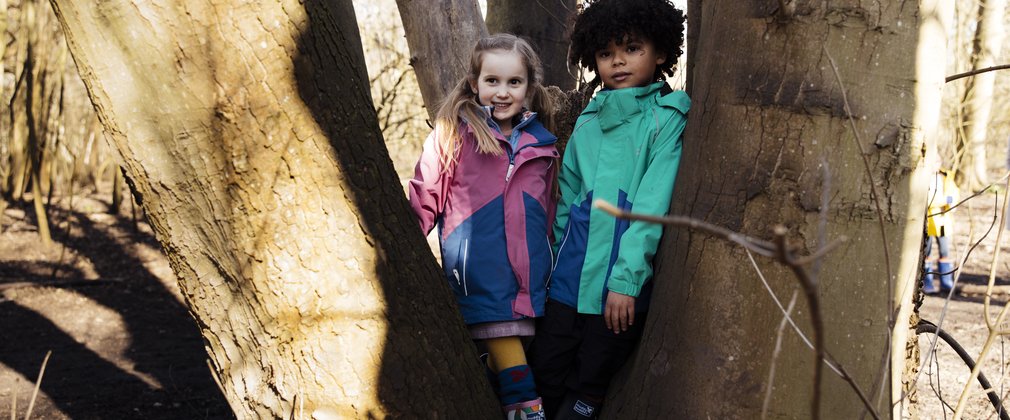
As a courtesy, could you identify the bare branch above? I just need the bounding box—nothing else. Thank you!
[946,64,1010,83]
[593,199,776,257]
[763,291,799,420]
[596,200,876,418]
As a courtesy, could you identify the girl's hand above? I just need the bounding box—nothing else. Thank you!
[604,291,635,333]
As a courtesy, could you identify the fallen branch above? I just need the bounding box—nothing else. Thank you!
[916,319,1009,420]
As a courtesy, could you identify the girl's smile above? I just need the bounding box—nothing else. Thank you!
[471,50,529,135]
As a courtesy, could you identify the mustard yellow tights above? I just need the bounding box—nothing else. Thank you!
[485,336,527,372]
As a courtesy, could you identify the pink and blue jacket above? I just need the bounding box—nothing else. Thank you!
[408,111,558,325]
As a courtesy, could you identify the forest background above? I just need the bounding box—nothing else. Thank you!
[1,0,1009,419]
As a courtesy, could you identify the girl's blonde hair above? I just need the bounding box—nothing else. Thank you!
[433,33,555,170]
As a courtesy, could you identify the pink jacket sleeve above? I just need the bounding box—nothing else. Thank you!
[408,129,451,235]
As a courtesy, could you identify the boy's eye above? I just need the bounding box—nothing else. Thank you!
[627,45,641,53]
[596,51,611,58]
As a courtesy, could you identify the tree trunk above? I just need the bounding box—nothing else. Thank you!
[49,1,499,418]
[957,0,1006,191]
[486,0,577,90]
[606,2,933,418]
[395,0,487,120]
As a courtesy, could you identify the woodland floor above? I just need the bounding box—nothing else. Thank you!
[2,188,1010,419]
[914,187,1010,420]
[0,191,232,420]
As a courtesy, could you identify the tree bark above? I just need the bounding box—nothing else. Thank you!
[486,0,577,90]
[606,2,932,418]
[957,0,1006,191]
[395,0,487,120]
[48,1,499,418]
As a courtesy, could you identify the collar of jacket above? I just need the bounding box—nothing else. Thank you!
[479,105,538,137]
[587,81,665,132]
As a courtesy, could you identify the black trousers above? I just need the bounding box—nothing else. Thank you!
[528,300,647,402]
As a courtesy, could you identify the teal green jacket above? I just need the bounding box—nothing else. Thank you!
[549,82,690,314]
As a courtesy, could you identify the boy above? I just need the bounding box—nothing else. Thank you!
[528,0,689,418]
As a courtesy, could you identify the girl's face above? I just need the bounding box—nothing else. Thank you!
[594,36,666,90]
[470,50,528,135]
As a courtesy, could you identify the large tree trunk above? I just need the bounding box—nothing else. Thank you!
[395,0,487,120]
[606,2,934,418]
[486,0,577,90]
[899,1,953,418]
[48,1,499,418]
[957,0,1006,191]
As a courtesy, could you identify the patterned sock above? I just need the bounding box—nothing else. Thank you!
[505,399,544,420]
[498,365,538,406]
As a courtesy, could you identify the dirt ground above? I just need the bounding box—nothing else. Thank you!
[2,187,1010,419]
[914,190,1010,420]
[0,192,231,419]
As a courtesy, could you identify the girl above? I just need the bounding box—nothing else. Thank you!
[408,34,557,420]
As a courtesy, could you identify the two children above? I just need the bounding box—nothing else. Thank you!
[408,1,687,418]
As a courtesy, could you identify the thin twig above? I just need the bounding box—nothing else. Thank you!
[945,64,1010,83]
[795,237,848,266]
[746,250,818,355]
[10,383,16,420]
[763,292,799,419]
[825,354,881,420]
[954,178,1010,419]
[928,171,1010,218]
[745,248,883,419]
[593,200,776,256]
[599,198,878,418]
[917,320,1010,419]
[985,182,1010,329]
[822,47,893,318]
[902,188,995,403]
[773,226,825,420]
[25,350,52,420]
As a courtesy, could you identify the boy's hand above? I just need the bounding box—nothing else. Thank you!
[604,291,635,333]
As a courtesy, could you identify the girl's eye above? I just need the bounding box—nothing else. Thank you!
[486,78,497,84]
[597,51,610,58]
[509,79,522,85]
[627,45,641,53]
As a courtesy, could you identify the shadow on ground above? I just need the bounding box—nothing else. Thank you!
[0,197,232,419]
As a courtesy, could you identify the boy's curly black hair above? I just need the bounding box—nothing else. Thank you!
[569,0,686,80]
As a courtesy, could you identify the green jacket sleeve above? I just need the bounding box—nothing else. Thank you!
[607,106,688,297]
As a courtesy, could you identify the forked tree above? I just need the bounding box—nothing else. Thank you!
[48,0,498,418]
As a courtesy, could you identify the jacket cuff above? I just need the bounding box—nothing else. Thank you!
[607,278,641,298]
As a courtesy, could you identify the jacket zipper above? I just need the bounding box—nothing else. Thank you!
[548,222,573,288]
[545,233,557,288]
[461,239,469,296]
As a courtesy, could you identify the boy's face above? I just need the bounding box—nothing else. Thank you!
[594,36,665,90]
